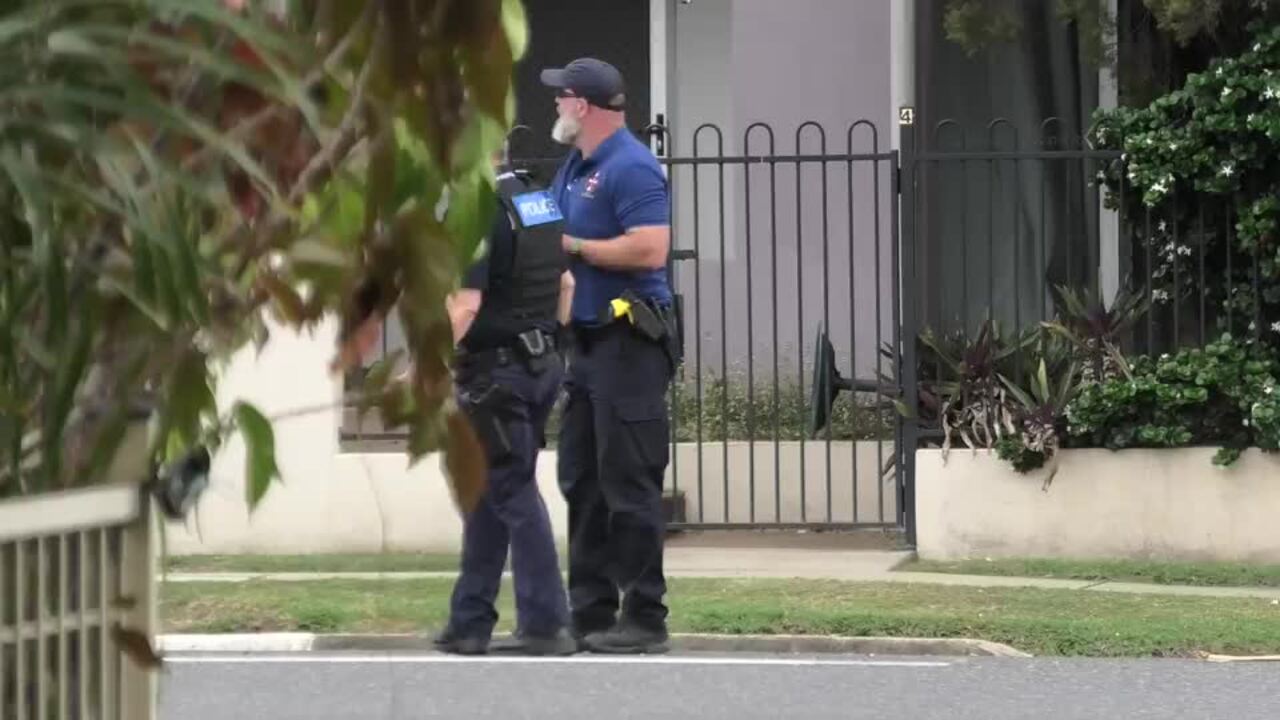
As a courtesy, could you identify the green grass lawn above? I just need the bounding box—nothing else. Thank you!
[904,557,1280,588]
[161,577,1280,658]
[164,553,465,574]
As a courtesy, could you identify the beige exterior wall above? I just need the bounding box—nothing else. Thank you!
[168,323,898,554]
[916,448,1280,563]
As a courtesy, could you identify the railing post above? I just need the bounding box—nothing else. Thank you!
[119,491,157,720]
[897,106,921,547]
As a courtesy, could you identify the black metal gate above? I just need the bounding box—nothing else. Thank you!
[646,118,915,537]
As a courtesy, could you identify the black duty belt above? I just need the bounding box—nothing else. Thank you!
[454,329,557,371]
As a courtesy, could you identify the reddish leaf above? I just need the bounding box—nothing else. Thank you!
[443,409,487,513]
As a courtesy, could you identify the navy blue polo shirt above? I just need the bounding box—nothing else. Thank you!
[551,128,672,324]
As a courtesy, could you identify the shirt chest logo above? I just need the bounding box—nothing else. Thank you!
[581,171,603,199]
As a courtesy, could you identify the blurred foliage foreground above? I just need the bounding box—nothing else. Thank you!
[0,0,531,515]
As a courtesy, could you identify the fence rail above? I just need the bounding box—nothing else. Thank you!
[1,485,156,720]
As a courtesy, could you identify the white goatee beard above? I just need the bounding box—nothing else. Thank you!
[552,114,581,145]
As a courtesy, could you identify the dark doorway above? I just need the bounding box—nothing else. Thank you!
[511,0,652,165]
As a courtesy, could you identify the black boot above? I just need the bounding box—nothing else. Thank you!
[582,620,669,655]
[432,627,489,656]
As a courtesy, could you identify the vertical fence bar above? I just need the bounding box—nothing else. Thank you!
[986,124,998,328]
[1039,120,1057,320]
[1152,207,1162,351]
[743,124,775,524]
[743,137,756,524]
[77,531,87,719]
[16,539,26,720]
[1172,203,1181,347]
[716,136,729,523]
[1198,205,1207,346]
[794,124,810,522]
[58,534,67,720]
[847,121,877,523]
[1,543,6,720]
[768,150,782,524]
[1116,150,1130,353]
[769,154,781,524]
[899,108,920,545]
[1,541,7,719]
[1253,236,1262,342]
[887,144,901,527]
[98,528,110,720]
[1226,205,1234,335]
[797,122,833,523]
[874,144,887,525]
[664,148,680,515]
[36,537,46,720]
[1012,138,1022,334]
[691,127,707,522]
[934,122,969,333]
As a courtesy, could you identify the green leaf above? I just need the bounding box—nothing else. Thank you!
[234,401,279,510]
[999,374,1036,410]
[291,240,352,269]
[501,0,529,61]
[46,28,101,56]
[164,349,215,454]
[444,171,496,273]
[1035,359,1050,404]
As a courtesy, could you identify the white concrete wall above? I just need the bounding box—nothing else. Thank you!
[165,322,898,553]
[916,448,1280,563]
[164,320,565,555]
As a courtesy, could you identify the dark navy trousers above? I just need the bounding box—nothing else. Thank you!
[558,323,672,634]
[449,358,568,639]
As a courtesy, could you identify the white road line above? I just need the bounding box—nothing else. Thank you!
[164,654,951,668]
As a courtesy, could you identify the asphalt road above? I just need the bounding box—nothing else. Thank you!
[160,652,1280,719]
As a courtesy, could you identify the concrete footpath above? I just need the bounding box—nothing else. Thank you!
[162,545,1280,602]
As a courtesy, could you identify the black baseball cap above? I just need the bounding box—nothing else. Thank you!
[540,58,626,111]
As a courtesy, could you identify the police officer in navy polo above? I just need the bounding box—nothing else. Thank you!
[429,147,579,656]
[542,58,677,654]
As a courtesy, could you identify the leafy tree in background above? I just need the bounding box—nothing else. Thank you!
[0,0,528,513]
[943,0,1280,103]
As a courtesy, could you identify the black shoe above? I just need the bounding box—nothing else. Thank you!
[432,627,488,655]
[491,629,578,657]
[583,622,669,655]
[570,619,615,651]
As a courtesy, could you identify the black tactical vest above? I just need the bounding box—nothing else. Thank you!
[464,171,566,349]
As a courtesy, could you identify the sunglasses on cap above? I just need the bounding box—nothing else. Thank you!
[555,88,625,110]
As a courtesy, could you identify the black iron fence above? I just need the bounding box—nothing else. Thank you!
[657,119,903,530]
[342,120,910,532]
[905,114,1272,360]
[342,111,1265,539]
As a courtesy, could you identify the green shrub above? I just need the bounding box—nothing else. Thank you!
[543,376,896,443]
[1065,334,1280,465]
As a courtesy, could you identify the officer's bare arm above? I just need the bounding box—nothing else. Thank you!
[557,271,575,325]
[567,225,669,271]
[446,289,482,346]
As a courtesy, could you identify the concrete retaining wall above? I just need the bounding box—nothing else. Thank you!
[165,441,899,555]
[164,321,900,554]
[915,447,1280,563]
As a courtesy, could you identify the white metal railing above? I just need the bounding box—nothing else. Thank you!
[1,484,157,720]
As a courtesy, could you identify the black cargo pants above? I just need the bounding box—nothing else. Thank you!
[558,322,672,634]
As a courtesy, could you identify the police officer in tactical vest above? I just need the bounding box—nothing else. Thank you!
[430,148,579,656]
[543,58,678,654]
